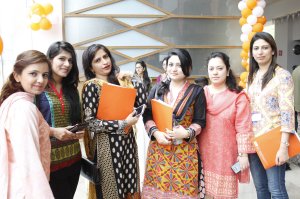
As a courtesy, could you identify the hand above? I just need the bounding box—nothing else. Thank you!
[237,155,250,171]
[50,127,81,141]
[125,111,139,126]
[166,125,189,140]
[153,131,172,145]
[117,71,133,81]
[275,146,289,166]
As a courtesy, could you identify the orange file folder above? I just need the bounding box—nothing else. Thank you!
[97,83,136,120]
[253,126,300,169]
[151,99,173,133]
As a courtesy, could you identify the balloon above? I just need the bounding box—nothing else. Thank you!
[248,31,257,40]
[239,81,246,88]
[252,23,264,32]
[241,8,252,18]
[241,59,248,67]
[0,35,3,55]
[240,33,249,42]
[242,41,250,51]
[241,23,252,34]
[30,23,40,31]
[240,71,249,82]
[31,3,45,16]
[257,16,267,24]
[43,3,53,15]
[238,1,247,11]
[257,0,266,8]
[239,17,247,26]
[39,17,52,30]
[247,15,257,25]
[240,50,248,59]
[30,14,41,24]
[246,0,257,9]
[252,6,264,17]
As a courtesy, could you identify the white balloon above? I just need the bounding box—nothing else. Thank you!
[241,24,252,34]
[31,14,41,23]
[238,1,247,11]
[240,33,249,42]
[257,0,266,8]
[247,15,258,25]
[252,6,264,17]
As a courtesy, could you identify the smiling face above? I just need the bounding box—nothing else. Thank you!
[135,63,144,76]
[207,57,228,87]
[252,39,274,67]
[14,63,49,95]
[167,55,185,82]
[51,50,73,81]
[91,49,112,80]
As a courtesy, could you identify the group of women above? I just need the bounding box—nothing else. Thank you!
[0,31,295,199]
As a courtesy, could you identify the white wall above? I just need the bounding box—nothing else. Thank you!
[0,0,63,87]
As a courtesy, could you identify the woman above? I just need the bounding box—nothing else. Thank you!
[81,44,147,199]
[134,60,151,94]
[197,52,254,199]
[0,50,54,198]
[156,56,168,84]
[142,48,206,198]
[247,32,294,199]
[35,41,82,199]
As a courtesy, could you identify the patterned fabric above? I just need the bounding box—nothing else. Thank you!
[82,78,147,199]
[37,89,81,172]
[198,87,255,199]
[292,65,300,112]
[247,67,295,136]
[142,82,206,199]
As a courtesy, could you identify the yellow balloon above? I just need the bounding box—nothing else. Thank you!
[239,81,246,88]
[43,3,53,15]
[31,3,45,16]
[39,17,52,30]
[0,35,3,55]
[30,23,40,31]
[240,71,249,82]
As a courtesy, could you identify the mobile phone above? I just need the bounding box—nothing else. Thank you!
[68,122,89,133]
[133,104,146,117]
[231,161,241,174]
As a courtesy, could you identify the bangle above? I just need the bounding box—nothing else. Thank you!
[281,141,289,147]
[238,153,248,157]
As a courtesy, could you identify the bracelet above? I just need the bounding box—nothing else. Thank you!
[281,141,289,147]
[238,153,248,157]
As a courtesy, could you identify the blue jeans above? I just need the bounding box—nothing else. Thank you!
[249,153,289,199]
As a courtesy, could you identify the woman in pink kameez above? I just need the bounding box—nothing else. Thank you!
[198,52,255,199]
[0,50,54,199]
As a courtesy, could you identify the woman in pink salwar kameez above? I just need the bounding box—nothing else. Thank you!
[198,52,255,199]
[0,50,54,199]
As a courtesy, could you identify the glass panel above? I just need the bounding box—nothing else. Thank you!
[145,0,240,16]
[119,62,160,77]
[140,18,241,45]
[65,17,125,44]
[83,0,165,15]
[82,30,167,47]
[64,0,110,13]
[115,49,158,58]
[114,18,159,26]
[142,48,244,76]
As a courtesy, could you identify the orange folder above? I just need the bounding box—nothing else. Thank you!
[151,99,173,133]
[96,83,136,120]
[253,126,300,169]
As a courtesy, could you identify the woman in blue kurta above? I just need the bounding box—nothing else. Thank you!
[36,41,82,199]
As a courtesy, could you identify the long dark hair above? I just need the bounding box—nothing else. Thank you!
[46,41,81,124]
[134,60,151,92]
[0,50,51,105]
[82,44,119,85]
[157,48,192,97]
[248,32,278,90]
[207,52,243,93]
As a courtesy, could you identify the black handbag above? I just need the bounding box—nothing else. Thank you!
[81,157,101,185]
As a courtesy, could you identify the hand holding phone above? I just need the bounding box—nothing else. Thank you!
[231,161,241,174]
[133,104,146,117]
[68,122,89,133]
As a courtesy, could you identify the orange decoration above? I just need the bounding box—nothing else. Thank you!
[240,71,249,82]
[240,50,248,59]
[241,59,248,68]
[30,23,40,31]
[239,17,247,26]
[257,16,267,24]
[248,32,257,41]
[242,41,251,51]
[43,3,53,15]
[241,8,252,18]
[246,0,257,9]
[252,23,264,32]
[0,35,3,55]
[239,81,246,88]
[31,3,45,16]
[39,17,52,30]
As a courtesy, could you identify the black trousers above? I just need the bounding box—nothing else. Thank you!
[49,160,81,199]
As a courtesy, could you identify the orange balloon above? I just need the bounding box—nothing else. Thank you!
[252,23,264,32]
[30,23,40,31]
[257,16,267,24]
[246,0,257,9]
[0,35,3,55]
[240,71,249,82]
[239,17,247,26]
[31,3,45,16]
[43,3,53,15]
[241,59,248,68]
[248,31,257,41]
[242,41,251,51]
[39,17,52,30]
[239,81,246,88]
[241,8,252,18]
[240,50,248,59]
